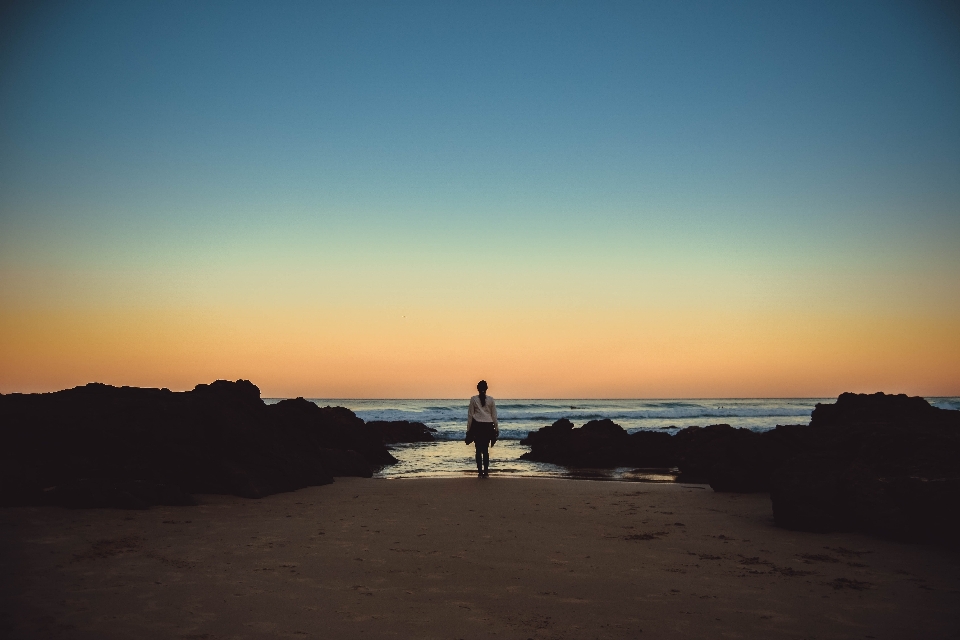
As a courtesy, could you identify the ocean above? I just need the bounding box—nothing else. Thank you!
[268,397,960,480]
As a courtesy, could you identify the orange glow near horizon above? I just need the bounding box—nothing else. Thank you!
[3,302,957,398]
[2,2,959,402]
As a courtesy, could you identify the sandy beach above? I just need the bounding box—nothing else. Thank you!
[1,477,958,640]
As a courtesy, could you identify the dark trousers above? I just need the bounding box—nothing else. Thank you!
[471,421,495,472]
[475,439,489,471]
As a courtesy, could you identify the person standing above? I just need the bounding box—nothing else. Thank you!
[466,380,498,477]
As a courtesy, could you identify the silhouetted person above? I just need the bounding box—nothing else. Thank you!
[466,380,498,477]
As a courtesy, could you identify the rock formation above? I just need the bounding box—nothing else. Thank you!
[519,393,960,543]
[520,418,676,469]
[365,420,437,444]
[0,380,398,509]
[770,392,960,542]
[672,424,806,491]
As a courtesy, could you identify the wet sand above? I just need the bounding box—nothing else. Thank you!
[1,477,958,639]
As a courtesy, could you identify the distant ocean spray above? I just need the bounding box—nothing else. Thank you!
[264,397,960,479]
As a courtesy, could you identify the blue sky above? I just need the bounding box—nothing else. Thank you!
[1,1,958,396]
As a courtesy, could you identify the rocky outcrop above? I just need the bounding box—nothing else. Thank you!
[518,393,960,543]
[317,449,377,478]
[673,424,805,492]
[770,393,960,542]
[769,453,848,532]
[521,419,676,469]
[0,380,397,509]
[520,418,787,489]
[519,418,574,454]
[521,419,630,467]
[626,430,677,467]
[265,398,397,468]
[365,420,436,444]
[809,392,957,428]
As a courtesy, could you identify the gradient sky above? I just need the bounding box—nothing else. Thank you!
[1,0,959,398]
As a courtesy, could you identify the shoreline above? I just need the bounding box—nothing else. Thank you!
[2,477,957,639]
[376,472,685,483]
[3,385,957,544]
[377,439,683,481]
[377,474,685,481]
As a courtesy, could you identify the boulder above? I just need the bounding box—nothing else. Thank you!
[365,420,436,444]
[567,419,631,467]
[518,418,574,464]
[625,430,677,467]
[672,424,737,483]
[317,449,374,478]
[519,418,574,450]
[770,454,849,532]
[515,391,960,543]
[671,424,801,492]
[521,419,643,468]
[265,398,398,467]
[523,417,683,469]
[810,392,956,428]
[769,392,960,542]
[0,380,397,508]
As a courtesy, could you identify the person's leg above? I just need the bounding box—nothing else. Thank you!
[476,440,489,475]
[482,447,489,473]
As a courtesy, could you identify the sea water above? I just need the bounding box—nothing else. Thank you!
[270,398,960,480]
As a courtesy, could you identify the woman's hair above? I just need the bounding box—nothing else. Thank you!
[477,380,487,406]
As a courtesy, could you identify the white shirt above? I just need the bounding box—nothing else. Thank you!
[467,395,498,431]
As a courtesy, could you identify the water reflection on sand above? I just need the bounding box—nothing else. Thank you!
[376,440,681,482]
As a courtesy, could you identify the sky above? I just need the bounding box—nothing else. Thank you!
[1,0,958,398]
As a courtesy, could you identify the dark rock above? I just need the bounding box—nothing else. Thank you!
[810,392,956,428]
[846,470,960,542]
[519,418,574,448]
[365,420,436,444]
[42,479,196,510]
[518,418,575,464]
[265,398,398,467]
[121,480,197,506]
[521,418,678,469]
[514,392,959,543]
[317,449,374,478]
[625,430,677,467]
[670,424,800,492]
[769,392,960,542]
[567,419,631,467]
[0,380,397,508]
[770,454,850,532]
[672,424,737,483]
[521,418,639,468]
